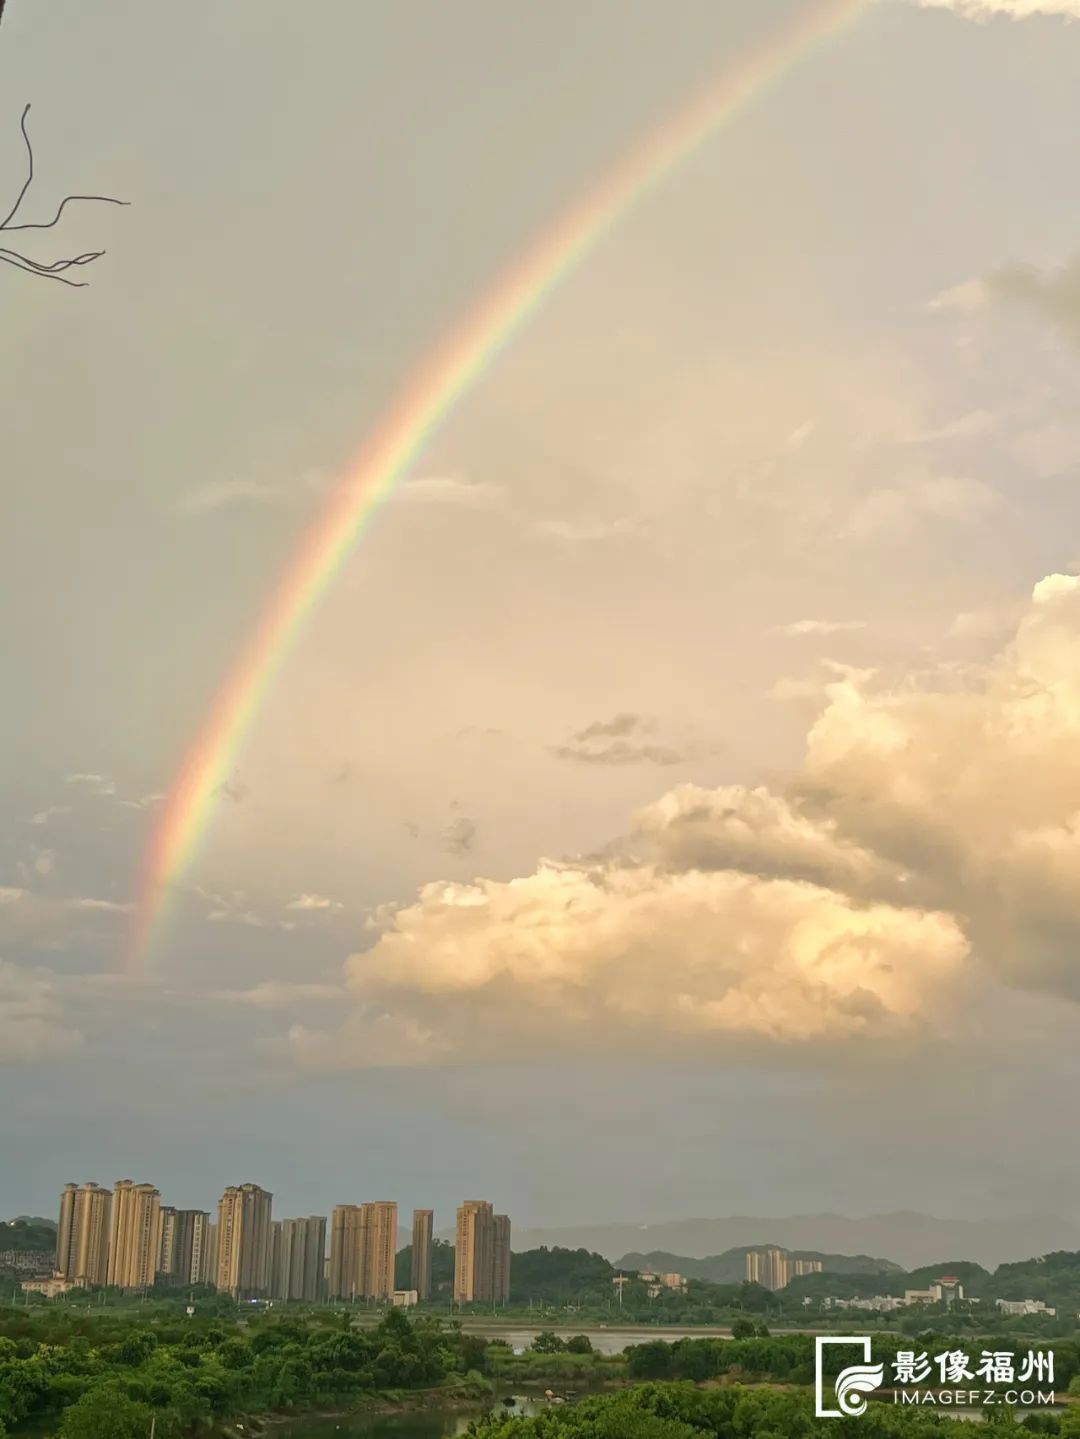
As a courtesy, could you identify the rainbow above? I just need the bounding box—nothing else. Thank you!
[129,0,866,972]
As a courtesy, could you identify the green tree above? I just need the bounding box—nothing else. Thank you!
[58,1386,154,1439]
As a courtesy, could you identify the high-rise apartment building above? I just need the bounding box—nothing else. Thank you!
[329,1205,364,1301]
[190,1212,213,1285]
[361,1202,397,1301]
[158,1208,211,1286]
[270,1216,326,1302]
[216,1184,273,1299]
[56,1182,111,1287]
[745,1247,791,1291]
[793,1258,823,1278]
[492,1212,511,1304]
[411,1209,433,1301]
[107,1182,163,1291]
[199,1219,219,1288]
[454,1200,511,1305]
[328,1201,397,1300]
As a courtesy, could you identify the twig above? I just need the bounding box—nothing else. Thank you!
[1,103,128,286]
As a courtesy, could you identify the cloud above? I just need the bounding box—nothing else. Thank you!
[0,960,83,1062]
[28,806,72,826]
[916,0,1080,17]
[315,865,966,1068]
[285,893,343,913]
[439,816,477,855]
[552,714,693,768]
[397,477,503,509]
[175,479,285,516]
[206,909,294,930]
[220,981,344,1009]
[117,793,166,811]
[297,569,1080,1068]
[841,474,999,539]
[991,259,1080,348]
[532,516,639,543]
[64,773,116,797]
[775,619,868,638]
[213,776,248,805]
[71,898,133,914]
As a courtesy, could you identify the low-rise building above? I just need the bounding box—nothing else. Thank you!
[392,1290,418,1307]
[997,1298,1055,1317]
[0,1250,55,1274]
[22,1275,76,1299]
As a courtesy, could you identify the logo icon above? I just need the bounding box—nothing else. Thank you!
[815,1336,885,1418]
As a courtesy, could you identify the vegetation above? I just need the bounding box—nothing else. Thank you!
[0,1222,56,1255]
[0,1301,507,1437]
[469,1382,1080,1438]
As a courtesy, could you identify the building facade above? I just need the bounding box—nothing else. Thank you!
[327,1201,396,1300]
[454,1200,510,1305]
[745,1247,791,1292]
[216,1184,273,1299]
[270,1216,326,1302]
[107,1181,163,1291]
[158,1208,210,1286]
[329,1205,365,1300]
[411,1209,433,1301]
[56,1182,111,1287]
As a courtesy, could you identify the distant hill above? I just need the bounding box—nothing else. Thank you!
[510,1213,1080,1272]
[0,1220,56,1252]
[8,1217,55,1231]
[617,1247,902,1284]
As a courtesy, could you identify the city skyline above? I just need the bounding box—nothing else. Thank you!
[35,1179,513,1303]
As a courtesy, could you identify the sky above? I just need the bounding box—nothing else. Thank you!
[5,0,1080,1241]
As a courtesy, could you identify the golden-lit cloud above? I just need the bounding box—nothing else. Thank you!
[293,571,1080,1068]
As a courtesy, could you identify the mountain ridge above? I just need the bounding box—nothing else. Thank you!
[506,1212,1080,1271]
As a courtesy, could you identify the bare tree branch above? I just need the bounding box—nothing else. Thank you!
[1,104,128,286]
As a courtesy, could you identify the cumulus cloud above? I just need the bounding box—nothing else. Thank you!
[296,570,1080,1068]
[318,865,966,1067]
[0,960,83,1062]
[552,714,692,767]
[917,0,1080,17]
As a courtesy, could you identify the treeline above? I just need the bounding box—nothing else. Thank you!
[0,1304,489,1438]
[469,1381,1080,1438]
[622,1333,1080,1389]
[0,1222,56,1255]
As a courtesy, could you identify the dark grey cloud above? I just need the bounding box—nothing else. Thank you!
[552,713,690,767]
[439,816,477,855]
[992,257,1080,347]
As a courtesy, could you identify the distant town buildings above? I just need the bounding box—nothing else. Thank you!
[744,1248,822,1290]
[454,1200,511,1304]
[905,1277,965,1306]
[411,1208,434,1301]
[41,1182,519,1309]
[997,1298,1056,1317]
